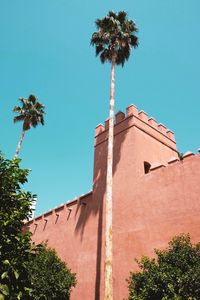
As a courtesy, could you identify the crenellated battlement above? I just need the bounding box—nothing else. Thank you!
[26,191,93,228]
[95,104,176,149]
[149,150,200,173]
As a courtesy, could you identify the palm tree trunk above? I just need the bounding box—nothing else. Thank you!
[15,130,25,157]
[105,58,115,300]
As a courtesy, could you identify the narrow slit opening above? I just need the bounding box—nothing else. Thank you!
[144,161,151,174]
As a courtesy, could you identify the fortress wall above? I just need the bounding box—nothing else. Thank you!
[112,153,200,300]
[26,192,101,300]
[26,152,200,300]
[26,103,200,300]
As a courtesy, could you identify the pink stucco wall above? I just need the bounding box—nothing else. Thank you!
[26,104,200,300]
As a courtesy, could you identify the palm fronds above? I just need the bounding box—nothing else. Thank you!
[13,95,45,131]
[91,11,138,66]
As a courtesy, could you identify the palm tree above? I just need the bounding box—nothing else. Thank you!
[91,11,138,299]
[13,94,45,157]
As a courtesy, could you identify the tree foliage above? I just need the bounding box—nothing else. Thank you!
[0,155,35,299]
[13,95,45,131]
[91,11,138,66]
[13,94,45,157]
[128,234,200,300]
[28,243,76,300]
[0,154,76,299]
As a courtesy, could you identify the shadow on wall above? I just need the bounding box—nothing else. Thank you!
[74,116,130,300]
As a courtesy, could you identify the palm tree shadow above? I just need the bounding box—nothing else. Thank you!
[75,117,130,299]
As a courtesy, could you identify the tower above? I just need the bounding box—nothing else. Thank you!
[93,104,178,299]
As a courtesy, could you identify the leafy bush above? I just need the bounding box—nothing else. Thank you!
[128,234,200,300]
[0,155,35,299]
[0,155,76,299]
[28,243,76,300]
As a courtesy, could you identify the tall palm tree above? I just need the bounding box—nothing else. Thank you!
[91,11,138,299]
[13,94,45,157]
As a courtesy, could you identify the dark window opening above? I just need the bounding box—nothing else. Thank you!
[144,161,151,174]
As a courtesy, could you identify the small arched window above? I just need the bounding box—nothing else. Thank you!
[144,161,151,174]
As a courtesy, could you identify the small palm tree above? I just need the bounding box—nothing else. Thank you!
[13,94,45,157]
[91,11,138,299]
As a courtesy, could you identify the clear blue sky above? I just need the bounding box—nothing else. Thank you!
[1,0,200,216]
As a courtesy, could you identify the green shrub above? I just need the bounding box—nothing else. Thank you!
[28,243,76,300]
[0,155,35,299]
[128,234,200,300]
